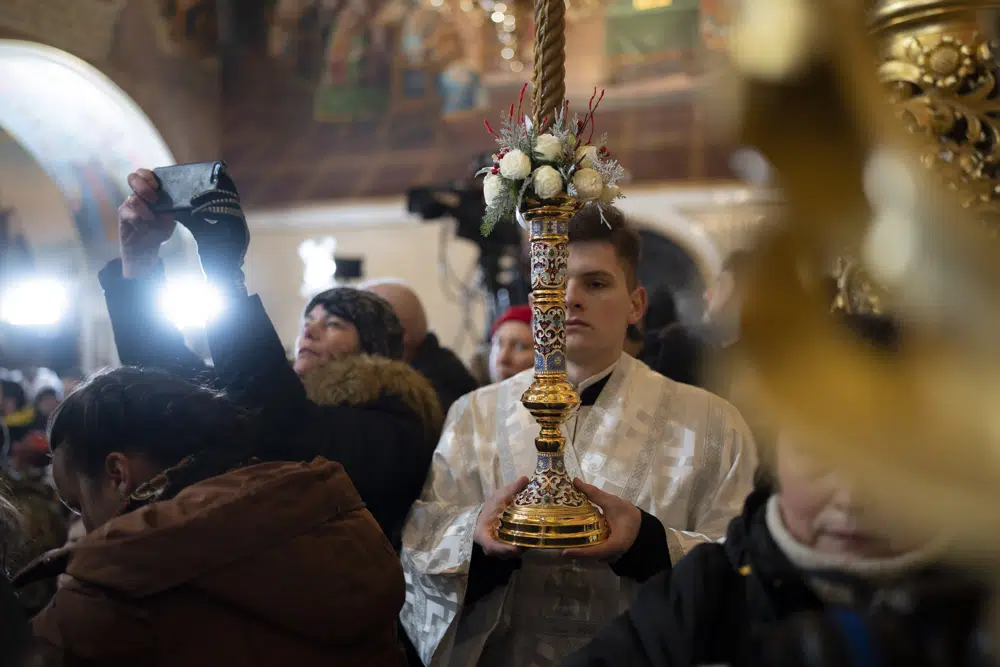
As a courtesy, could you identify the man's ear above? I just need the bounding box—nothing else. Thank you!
[628,285,647,326]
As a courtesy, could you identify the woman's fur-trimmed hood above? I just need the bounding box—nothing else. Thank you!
[300,355,443,441]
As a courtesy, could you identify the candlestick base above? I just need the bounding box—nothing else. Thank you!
[497,452,608,549]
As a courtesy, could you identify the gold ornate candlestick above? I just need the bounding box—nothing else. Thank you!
[496,0,608,549]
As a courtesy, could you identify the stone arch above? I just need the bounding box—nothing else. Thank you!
[629,206,723,326]
[0,39,198,371]
[0,38,195,267]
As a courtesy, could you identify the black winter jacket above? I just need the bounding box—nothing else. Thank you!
[410,332,478,416]
[564,487,989,667]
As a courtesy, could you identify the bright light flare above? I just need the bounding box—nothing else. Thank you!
[159,276,225,330]
[299,237,338,297]
[0,279,70,327]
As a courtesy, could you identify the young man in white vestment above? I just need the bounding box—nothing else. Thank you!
[400,205,758,667]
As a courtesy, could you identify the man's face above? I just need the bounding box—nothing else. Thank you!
[563,241,645,368]
[293,304,361,376]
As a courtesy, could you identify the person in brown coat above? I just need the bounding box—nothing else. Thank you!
[17,367,406,667]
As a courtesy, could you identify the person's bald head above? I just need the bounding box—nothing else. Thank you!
[360,278,429,361]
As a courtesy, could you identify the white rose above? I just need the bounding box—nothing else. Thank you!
[533,133,563,162]
[574,145,599,169]
[600,184,621,203]
[572,167,604,200]
[532,165,564,200]
[500,149,532,180]
[483,172,505,207]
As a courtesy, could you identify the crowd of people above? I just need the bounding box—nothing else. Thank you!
[0,167,989,667]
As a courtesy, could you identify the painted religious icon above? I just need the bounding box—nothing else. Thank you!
[430,5,487,119]
[314,0,394,120]
[399,4,436,101]
[439,64,486,117]
[67,161,128,261]
[605,0,701,82]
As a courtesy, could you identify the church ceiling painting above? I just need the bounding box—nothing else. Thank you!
[226,0,738,207]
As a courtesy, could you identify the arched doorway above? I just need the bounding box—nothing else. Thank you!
[0,39,198,371]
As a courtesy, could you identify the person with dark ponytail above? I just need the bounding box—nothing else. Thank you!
[18,366,407,666]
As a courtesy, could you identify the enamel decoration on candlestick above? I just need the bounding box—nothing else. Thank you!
[479,0,625,549]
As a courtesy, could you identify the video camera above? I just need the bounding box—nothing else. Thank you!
[405,152,523,251]
[406,154,529,338]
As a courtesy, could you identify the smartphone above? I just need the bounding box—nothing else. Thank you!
[151,161,227,213]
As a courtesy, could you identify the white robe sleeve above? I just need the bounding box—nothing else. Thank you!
[665,395,758,562]
[400,394,489,666]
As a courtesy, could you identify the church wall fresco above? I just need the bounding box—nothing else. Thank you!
[224,0,739,208]
[2,0,741,212]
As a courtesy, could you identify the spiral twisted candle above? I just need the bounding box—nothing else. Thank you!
[531,0,568,128]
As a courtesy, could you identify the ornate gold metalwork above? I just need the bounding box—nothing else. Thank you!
[497,0,608,549]
[832,258,885,315]
[497,198,608,548]
[827,1,1000,313]
[725,0,1000,561]
[874,0,1000,227]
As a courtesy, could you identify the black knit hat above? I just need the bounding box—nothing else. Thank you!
[305,287,404,360]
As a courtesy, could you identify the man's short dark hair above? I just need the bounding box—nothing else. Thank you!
[48,367,253,478]
[568,204,641,289]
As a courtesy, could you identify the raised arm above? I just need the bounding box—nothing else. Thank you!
[113,170,296,408]
[103,171,210,383]
[156,168,435,544]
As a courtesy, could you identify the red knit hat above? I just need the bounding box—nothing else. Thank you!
[490,305,532,339]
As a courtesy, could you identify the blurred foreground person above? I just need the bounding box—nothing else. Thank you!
[102,168,441,550]
[488,305,534,383]
[564,313,989,667]
[20,367,406,667]
[361,278,479,414]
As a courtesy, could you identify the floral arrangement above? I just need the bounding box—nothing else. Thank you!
[479,85,626,235]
